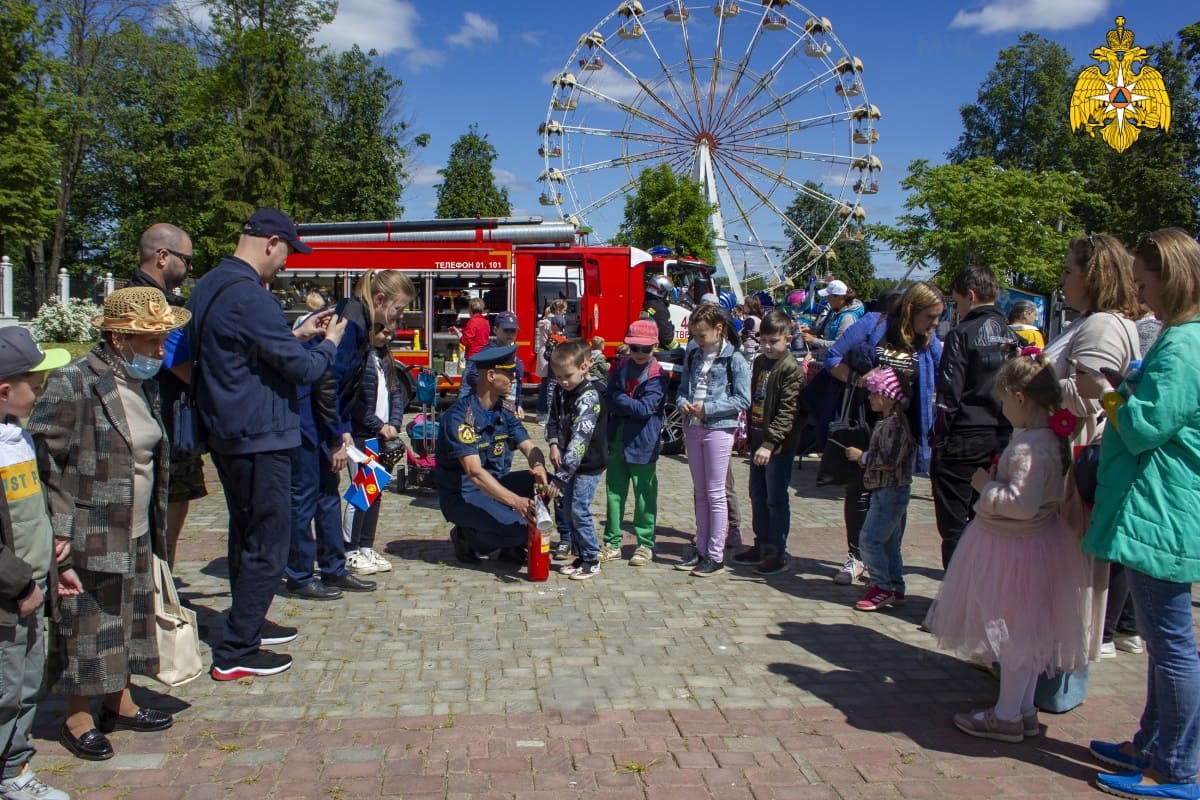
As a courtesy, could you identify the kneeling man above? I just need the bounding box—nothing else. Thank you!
[436,344,548,563]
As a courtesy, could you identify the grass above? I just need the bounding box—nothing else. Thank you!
[43,341,96,360]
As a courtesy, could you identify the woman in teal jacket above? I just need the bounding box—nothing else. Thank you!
[1083,228,1200,800]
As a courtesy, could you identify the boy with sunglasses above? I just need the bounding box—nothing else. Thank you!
[600,321,669,566]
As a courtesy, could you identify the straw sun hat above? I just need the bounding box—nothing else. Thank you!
[92,287,190,334]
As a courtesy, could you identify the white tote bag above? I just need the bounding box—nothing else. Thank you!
[151,555,204,686]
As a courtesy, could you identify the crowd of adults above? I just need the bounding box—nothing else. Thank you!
[7,206,1199,800]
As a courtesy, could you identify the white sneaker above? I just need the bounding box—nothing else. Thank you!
[0,768,70,800]
[346,550,378,576]
[1099,641,1117,659]
[362,547,392,572]
[833,554,865,585]
[1115,635,1144,654]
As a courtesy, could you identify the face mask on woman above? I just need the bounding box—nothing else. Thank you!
[119,340,162,379]
[125,352,163,379]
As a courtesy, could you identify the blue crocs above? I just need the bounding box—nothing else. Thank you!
[1096,770,1200,800]
[1091,740,1152,771]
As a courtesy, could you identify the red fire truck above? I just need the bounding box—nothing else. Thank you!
[282,217,714,444]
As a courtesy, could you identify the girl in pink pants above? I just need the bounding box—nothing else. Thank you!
[674,304,751,577]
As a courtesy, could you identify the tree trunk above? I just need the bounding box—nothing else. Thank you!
[25,241,46,310]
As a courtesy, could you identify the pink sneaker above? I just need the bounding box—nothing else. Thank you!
[855,586,899,611]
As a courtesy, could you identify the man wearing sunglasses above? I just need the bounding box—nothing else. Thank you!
[127,223,203,570]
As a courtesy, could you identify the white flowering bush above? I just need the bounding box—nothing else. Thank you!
[30,298,101,343]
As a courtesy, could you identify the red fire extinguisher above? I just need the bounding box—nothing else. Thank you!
[527,496,551,582]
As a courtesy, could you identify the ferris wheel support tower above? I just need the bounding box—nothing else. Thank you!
[693,140,745,302]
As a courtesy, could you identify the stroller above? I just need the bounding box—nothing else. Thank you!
[395,368,443,492]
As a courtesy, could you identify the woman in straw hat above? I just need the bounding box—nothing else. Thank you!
[27,286,189,761]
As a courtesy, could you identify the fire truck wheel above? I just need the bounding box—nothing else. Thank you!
[660,401,684,456]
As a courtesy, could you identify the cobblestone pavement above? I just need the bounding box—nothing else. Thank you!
[32,422,1179,799]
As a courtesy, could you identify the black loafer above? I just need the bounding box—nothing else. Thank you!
[497,547,527,564]
[450,527,481,564]
[60,725,114,760]
[98,705,173,733]
[322,573,376,592]
[288,580,342,600]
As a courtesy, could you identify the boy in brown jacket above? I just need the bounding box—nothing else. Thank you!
[731,310,807,575]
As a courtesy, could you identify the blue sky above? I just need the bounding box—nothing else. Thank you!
[310,1,1196,282]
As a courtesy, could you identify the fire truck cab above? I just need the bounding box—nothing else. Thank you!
[282,218,715,415]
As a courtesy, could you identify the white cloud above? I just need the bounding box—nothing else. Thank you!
[406,48,446,70]
[493,168,518,189]
[409,164,442,188]
[314,0,446,70]
[316,0,419,53]
[950,0,1110,34]
[446,12,499,48]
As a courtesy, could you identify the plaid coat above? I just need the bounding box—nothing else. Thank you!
[28,346,169,575]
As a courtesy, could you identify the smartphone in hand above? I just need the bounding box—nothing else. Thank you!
[333,298,350,320]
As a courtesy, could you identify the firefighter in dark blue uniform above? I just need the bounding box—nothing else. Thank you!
[436,344,549,563]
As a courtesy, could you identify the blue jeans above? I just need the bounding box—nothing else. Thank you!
[748,448,796,558]
[1128,568,1200,783]
[286,440,346,587]
[857,484,911,593]
[564,472,602,562]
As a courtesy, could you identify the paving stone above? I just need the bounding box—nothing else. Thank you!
[49,431,1186,799]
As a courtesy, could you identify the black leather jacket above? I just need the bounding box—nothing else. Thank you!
[936,304,1022,433]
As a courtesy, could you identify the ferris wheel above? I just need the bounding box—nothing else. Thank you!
[538,0,881,299]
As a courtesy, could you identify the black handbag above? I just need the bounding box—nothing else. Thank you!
[1072,437,1102,504]
[818,383,871,486]
[1071,317,1138,504]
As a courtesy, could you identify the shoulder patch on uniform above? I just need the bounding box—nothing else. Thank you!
[457,423,477,444]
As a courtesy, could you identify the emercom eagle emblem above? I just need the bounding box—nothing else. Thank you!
[1070,16,1170,153]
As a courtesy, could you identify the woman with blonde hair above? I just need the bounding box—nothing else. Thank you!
[824,282,945,584]
[1083,229,1200,799]
[30,287,189,760]
[330,269,416,577]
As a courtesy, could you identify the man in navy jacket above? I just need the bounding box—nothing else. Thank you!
[185,208,347,681]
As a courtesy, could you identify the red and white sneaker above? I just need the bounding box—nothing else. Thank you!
[210,650,293,681]
[855,586,904,611]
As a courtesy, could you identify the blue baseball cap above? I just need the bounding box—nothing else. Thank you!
[242,208,312,254]
[494,311,519,331]
[469,344,518,369]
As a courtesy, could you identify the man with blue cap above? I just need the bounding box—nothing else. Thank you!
[437,344,549,564]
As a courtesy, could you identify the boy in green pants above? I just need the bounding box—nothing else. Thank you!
[600,321,669,566]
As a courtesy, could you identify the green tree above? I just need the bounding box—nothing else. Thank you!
[71,21,228,277]
[1075,38,1200,241]
[873,158,1104,294]
[949,33,1078,172]
[0,0,58,300]
[34,0,149,306]
[610,163,714,262]
[300,45,428,222]
[199,0,335,243]
[434,124,512,219]
[950,27,1200,241]
[781,181,876,296]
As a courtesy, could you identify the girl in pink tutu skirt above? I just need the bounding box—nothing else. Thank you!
[925,351,1090,743]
